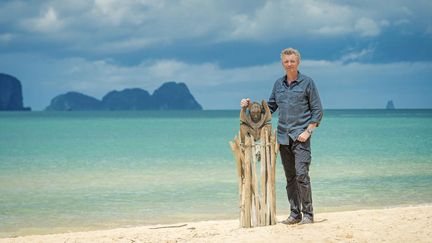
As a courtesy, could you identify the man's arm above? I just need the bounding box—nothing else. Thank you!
[241,81,279,112]
[297,80,323,142]
[307,80,323,127]
[267,83,278,114]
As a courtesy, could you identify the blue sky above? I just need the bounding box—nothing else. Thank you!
[1,0,431,110]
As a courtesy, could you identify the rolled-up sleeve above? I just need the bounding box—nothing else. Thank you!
[307,80,323,126]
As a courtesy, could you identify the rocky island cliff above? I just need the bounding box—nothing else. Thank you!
[0,73,31,111]
[45,82,202,111]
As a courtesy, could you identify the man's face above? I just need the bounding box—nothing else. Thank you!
[281,54,299,73]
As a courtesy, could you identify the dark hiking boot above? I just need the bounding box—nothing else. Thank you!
[298,217,314,225]
[281,216,301,225]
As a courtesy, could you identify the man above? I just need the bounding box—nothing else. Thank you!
[240,47,323,225]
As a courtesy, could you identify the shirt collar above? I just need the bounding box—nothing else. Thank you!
[283,71,305,85]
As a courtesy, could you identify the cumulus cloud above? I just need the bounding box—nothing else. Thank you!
[0,33,13,43]
[340,47,375,63]
[354,18,380,37]
[23,6,64,32]
[225,0,407,40]
[0,0,429,56]
[92,37,168,53]
[227,0,356,40]
[90,0,162,26]
[313,26,351,36]
[394,18,410,26]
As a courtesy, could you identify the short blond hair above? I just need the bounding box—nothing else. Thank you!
[280,48,301,61]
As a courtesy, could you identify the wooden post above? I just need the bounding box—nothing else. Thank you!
[259,130,267,226]
[243,135,252,228]
[261,128,271,225]
[229,137,243,226]
[251,136,260,226]
[270,131,277,225]
[230,129,279,228]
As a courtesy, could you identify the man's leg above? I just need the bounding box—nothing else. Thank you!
[293,139,313,220]
[280,143,301,220]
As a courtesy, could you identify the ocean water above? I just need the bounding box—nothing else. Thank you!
[0,110,431,237]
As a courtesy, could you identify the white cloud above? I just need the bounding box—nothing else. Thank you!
[91,0,162,26]
[313,26,351,36]
[379,19,390,27]
[340,47,375,63]
[227,0,356,40]
[224,0,401,40]
[23,6,63,32]
[394,19,410,26]
[92,37,168,53]
[3,0,429,54]
[0,33,13,43]
[355,18,380,37]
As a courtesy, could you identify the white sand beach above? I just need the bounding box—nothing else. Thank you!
[1,204,431,243]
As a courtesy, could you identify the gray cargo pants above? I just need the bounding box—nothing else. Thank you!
[280,137,313,219]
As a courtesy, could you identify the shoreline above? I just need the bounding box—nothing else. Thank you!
[2,204,431,242]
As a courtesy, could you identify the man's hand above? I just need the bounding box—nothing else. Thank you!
[297,131,311,142]
[240,98,250,108]
[298,124,316,142]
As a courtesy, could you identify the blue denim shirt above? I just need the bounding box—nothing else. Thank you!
[268,72,323,145]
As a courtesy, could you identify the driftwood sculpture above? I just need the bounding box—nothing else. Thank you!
[240,100,272,143]
[229,100,279,228]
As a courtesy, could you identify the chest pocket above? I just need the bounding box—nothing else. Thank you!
[288,89,307,107]
[275,89,288,103]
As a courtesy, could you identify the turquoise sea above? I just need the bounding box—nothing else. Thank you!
[1,110,431,237]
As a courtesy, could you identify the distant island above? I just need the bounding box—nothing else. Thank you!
[0,73,31,111]
[46,82,202,111]
[386,100,395,109]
